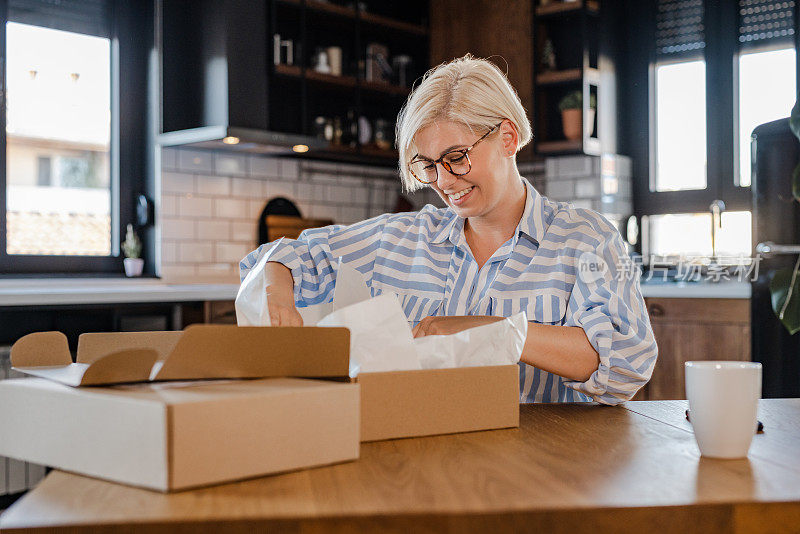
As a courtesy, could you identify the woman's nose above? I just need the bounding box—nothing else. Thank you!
[435,162,456,190]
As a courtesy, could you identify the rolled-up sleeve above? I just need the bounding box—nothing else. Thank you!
[563,230,658,405]
[239,214,390,307]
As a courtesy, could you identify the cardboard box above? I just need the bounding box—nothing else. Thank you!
[3,324,520,480]
[355,365,520,442]
[0,326,359,492]
[0,377,359,492]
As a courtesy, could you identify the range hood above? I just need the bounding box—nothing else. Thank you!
[157,126,327,155]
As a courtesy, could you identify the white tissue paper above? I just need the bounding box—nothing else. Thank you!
[319,293,421,377]
[413,312,528,369]
[235,255,528,377]
[235,250,272,326]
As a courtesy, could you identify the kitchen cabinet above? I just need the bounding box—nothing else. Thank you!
[638,298,751,400]
[204,300,237,325]
[157,0,429,165]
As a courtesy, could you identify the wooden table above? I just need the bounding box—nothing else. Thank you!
[1,400,799,533]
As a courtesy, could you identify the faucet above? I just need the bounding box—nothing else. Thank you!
[709,199,725,262]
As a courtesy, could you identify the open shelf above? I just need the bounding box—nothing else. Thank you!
[536,0,599,17]
[536,67,600,86]
[278,0,428,35]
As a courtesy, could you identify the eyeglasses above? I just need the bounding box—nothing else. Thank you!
[408,122,503,185]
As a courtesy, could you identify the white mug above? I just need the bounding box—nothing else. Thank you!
[685,361,762,459]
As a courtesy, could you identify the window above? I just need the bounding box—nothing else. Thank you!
[654,60,707,192]
[6,22,111,256]
[633,0,795,261]
[0,1,153,275]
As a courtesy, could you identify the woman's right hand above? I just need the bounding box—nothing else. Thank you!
[266,289,304,326]
[263,261,303,326]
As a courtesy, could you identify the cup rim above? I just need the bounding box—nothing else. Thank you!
[685,360,762,370]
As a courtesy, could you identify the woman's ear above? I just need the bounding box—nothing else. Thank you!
[499,120,519,157]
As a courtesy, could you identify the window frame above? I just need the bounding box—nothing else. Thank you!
[627,1,797,225]
[0,0,154,276]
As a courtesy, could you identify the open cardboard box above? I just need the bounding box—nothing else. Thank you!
[0,325,360,492]
[0,323,520,491]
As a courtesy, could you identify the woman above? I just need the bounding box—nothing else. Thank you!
[240,54,657,405]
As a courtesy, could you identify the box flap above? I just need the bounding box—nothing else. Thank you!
[11,325,351,386]
[10,331,72,367]
[76,331,182,363]
[15,349,160,386]
[152,324,350,381]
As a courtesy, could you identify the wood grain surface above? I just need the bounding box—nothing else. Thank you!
[1,401,799,533]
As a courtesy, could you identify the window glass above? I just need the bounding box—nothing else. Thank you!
[5,22,111,256]
[654,60,708,192]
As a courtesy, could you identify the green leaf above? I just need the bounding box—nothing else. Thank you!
[769,267,800,335]
[790,100,800,141]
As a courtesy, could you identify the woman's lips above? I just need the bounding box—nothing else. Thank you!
[449,186,474,206]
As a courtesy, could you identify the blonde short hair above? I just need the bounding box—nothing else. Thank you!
[395,54,532,192]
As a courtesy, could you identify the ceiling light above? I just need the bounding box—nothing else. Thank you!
[222,136,240,145]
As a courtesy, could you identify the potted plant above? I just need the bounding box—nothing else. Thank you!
[558,90,597,141]
[122,224,144,277]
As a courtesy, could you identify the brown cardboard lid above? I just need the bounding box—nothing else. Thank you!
[10,325,350,387]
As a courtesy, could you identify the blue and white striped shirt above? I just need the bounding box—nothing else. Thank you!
[240,178,657,405]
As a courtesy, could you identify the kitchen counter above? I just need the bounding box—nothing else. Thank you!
[0,278,750,306]
[2,399,798,533]
[640,280,751,299]
[0,279,239,307]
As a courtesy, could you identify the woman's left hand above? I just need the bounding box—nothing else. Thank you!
[412,315,504,338]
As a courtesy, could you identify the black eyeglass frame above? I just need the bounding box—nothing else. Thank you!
[408,121,504,185]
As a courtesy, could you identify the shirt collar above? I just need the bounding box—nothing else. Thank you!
[428,178,551,247]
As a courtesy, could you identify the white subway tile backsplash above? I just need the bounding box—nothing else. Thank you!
[249,155,281,177]
[353,187,369,206]
[215,153,248,176]
[0,456,6,496]
[161,264,197,280]
[161,152,407,282]
[338,205,368,224]
[26,463,46,489]
[308,203,338,221]
[196,220,231,241]
[179,242,214,263]
[162,147,179,170]
[161,218,195,240]
[162,172,195,194]
[7,458,27,494]
[160,194,179,217]
[178,149,214,173]
[557,155,593,178]
[216,242,252,263]
[214,198,249,220]
[162,241,178,263]
[295,182,314,201]
[231,177,262,198]
[263,181,295,201]
[575,178,600,198]
[310,184,329,203]
[231,221,256,243]
[196,175,231,196]
[545,179,575,200]
[281,159,300,179]
[197,263,238,279]
[570,199,593,210]
[248,199,267,219]
[178,196,213,218]
[545,158,559,178]
[330,185,353,204]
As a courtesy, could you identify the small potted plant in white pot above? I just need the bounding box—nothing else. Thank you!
[122,224,144,277]
[558,90,597,141]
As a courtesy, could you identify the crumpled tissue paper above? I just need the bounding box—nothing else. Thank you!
[235,256,528,377]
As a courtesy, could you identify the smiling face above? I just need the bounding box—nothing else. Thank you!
[412,120,519,220]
